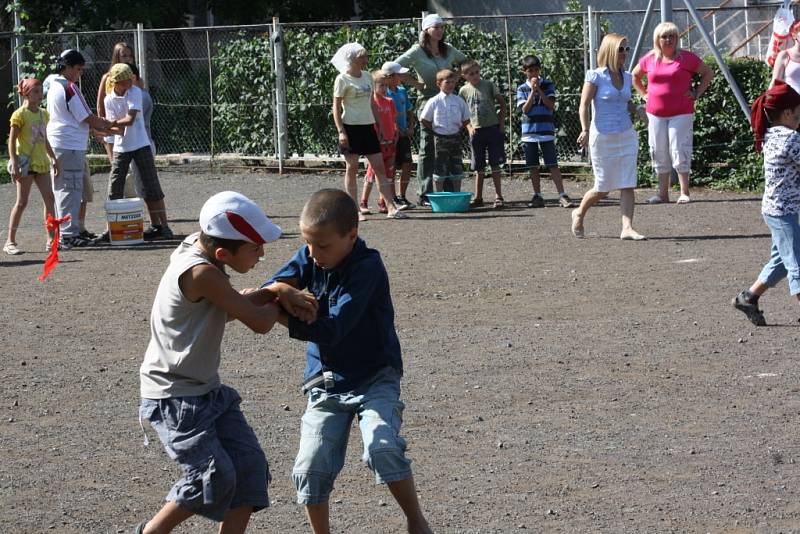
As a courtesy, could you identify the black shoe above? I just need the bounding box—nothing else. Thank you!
[143,225,162,241]
[400,197,416,209]
[527,195,545,208]
[62,235,92,248]
[731,291,766,326]
[79,229,97,240]
[419,197,431,208]
[144,225,174,241]
[92,231,110,245]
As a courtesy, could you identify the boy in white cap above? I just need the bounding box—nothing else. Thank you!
[134,191,318,534]
[382,61,417,208]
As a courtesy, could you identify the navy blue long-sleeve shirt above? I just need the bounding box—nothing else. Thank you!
[266,238,402,392]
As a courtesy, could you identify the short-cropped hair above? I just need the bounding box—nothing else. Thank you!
[460,59,480,73]
[521,55,541,69]
[300,189,358,235]
[436,68,455,82]
[198,231,247,254]
[372,69,389,82]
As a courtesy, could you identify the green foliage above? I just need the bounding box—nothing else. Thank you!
[213,33,275,155]
[693,57,769,190]
[0,159,9,184]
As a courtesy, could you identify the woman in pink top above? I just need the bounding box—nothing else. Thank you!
[770,21,800,94]
[632,22,714,204]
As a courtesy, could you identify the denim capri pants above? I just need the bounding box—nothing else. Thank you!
[139,385,270,521]
[292,366,413,505]
[758,212,800,295]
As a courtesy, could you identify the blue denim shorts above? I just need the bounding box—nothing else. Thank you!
[140,385,270,521]
[758,212,800,295]
[292,366,412,505]
[523,140,559,168]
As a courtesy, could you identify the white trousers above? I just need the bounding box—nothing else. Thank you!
[646,113,694,174]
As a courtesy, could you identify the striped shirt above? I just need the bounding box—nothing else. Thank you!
[517,78,556,143]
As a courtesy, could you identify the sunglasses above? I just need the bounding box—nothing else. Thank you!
[619,46,631,52]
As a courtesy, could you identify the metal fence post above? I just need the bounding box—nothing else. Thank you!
[206,30,215,160]
[137,23,148,89]
[272,17,288,173]
[503,17,513,173]
[12,9,23,107]
[588,5,597,69]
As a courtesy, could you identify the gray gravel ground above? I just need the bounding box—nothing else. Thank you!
[1,168,799,533]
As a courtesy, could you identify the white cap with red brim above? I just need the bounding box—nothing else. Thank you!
[199,191,282,244]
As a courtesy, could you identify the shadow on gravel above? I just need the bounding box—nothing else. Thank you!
[0,258,83,267]
[648,233,771,241]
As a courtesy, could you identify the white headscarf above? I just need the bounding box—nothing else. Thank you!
[421,14,444,31]
[330,42,366,75]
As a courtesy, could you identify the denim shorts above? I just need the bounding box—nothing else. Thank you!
[758,212,800,295]
[140,385,270,521]
[470,125,506,172]
[292,366,412,505]
[523,140,558,168]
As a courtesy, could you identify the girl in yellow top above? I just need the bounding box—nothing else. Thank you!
[5,78,59,255]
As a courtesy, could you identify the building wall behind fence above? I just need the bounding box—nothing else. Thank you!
[0,5,783,163]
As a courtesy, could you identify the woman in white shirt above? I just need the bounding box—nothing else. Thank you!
[331,43,406,220]
[573,33,645,241]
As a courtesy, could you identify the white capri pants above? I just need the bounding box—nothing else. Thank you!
[646,113,693,174]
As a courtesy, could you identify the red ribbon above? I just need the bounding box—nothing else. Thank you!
[39,213,71,281]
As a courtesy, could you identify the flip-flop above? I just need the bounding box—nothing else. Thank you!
[676,194,691,204]
[646,195,664,204]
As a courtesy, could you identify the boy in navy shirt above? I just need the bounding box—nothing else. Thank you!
[264,189,432,534]
[517,55,573,208]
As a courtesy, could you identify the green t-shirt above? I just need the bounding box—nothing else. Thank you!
[458,79,501,129]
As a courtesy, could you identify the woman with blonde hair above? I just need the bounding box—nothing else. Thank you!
[632,22,714,204]
[573,33,645,240]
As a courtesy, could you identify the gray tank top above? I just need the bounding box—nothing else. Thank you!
[140,233,228,399]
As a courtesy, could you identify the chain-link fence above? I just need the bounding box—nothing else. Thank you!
[0,4,789,167]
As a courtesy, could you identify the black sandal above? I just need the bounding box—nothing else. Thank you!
[493,196,504,209]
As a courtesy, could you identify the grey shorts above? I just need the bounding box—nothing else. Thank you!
[140,385,270,521]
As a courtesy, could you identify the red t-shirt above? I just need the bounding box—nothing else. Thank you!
[372,94,397,140]
[638,50,702,117]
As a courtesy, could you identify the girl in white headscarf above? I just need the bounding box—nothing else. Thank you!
[331,43,408,220]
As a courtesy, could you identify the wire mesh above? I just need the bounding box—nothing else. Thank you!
[2,4,789,163]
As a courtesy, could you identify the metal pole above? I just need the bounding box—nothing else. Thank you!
[12,9,23,107]
[682,0,750,120]
[588,5,597,70]
[206,30,215,161]
[503,18,513,172]
[744,0,750,57]
[137,24,148,90]
[272,17,288,173]
[661,0,672,23]
[270,26,279,160]
[630,0,656,71]
[712,13,717,45]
